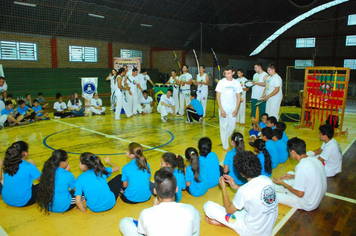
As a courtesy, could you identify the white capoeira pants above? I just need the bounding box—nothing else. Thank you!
[0,114,8,126]
[172,87,180,114]
[204,201,246,234]
[115,91,133,119]
[273,171,300,209]
[266,97,282,120]
[197,90,208,117]
[90,107,106,115]
[126,92,142,114]
[141,105,153,114]
[110,89,116,110]
[236,101,246,124]
[157,103,173,118]
[179,89,191,115]
[219,111,237,150]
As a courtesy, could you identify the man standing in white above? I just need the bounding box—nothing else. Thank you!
[115,68,133,120]
[251,64,268,121]
[165,70,180,114]
[178,65,193,115]
[307,124,342,177]
[261,64,283,119]
[193,65,209,117]
[127,68,143,116]
[216,65,241,151]
[137,69,155,102]
[204,151,278,236]
[157,89,175,122]
[273,137,327,211]
[106,69,117,110]
[236,69,249,125]
[119,167,201,236]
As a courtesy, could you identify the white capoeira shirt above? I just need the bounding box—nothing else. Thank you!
[252,72,267,99]
[215,78,242,113]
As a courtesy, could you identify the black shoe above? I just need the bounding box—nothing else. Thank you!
[101,112,106,115]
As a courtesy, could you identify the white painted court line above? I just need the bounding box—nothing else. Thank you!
[325,192,356,204]
[342,135,356,155]
[0,226,9,236]
[51,119,169,153]
[272,208,297,236]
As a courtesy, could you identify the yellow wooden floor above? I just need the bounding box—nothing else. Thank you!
[1,99,356,236]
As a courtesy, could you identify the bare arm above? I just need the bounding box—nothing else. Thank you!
[75,195,87,212]
[273,178,304,198]
[232,93,241,117]
[253,74,268,87]
[265,87,280,101]
[219,176,238,214]
[104,156,120,173]
[216,92,226,118]
[106,73,111,81]
[122,181,128,188]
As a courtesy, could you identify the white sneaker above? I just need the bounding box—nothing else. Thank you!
[161,118,167,123]
[54,116,61,119]
[164,116,168,121]
[199,117,203,124]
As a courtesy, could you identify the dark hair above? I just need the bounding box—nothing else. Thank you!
[224,65,234,71]
[198,137,212,157]
[128,142,150,173]
[200,65,206,69]
[37,150,68,215]
[154,167,177,199]
[234,151,261,179]
[185,147,200,182]
[231,132,245,153]
[33,99,39,104]
[237,68,244,73]
[171,70,177,73]
[262,127,273,140]
[118,67,125,74]
[38,92,43,96]
[287,137,306,155]
[0,76,5,80]
[267,116,277,125]
[4,141,29,176]
[267,63,277,71]
[25,94,30,98]
[190,91,197,99]
[276,122,286,131]
[261,113,269,118]
[80,152,109,177]
[253,139,272,175]
[5,101,12,106]
[272,129,283,140]
[111,68,117,76]
[132,67,138,72]
[255,63,263,68]
[141,68,147,73]
[319,124,334,139]
[7,94,13,98]
[56,93,62,99]
[182,65,189,69]
[143,90,148,94]
[18,100,25,105]
[161,152,185,174]
[167,88,173,94]
[70,93,79,106]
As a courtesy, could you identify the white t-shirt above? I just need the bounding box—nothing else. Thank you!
[141,96,153,107]
[138,74,151,91]
[137,202,199,236]
[109,75,116,91]
[232,175,278,236]
[293,157,327,211]
[251,72,267,99]
[53,102,67,112]
[320,139,342,177]
[196,73,208,94]
[91,98,103,107]
[237,77,248,101]
[160,95,175,114]
[116,75,124,92]
[67,99,83,109]
[0,82,8,94]
[215,78,242,113]
[180,73,192,90]
[128,75,140,94]
[0,99,5,111]
[266,73,283,101]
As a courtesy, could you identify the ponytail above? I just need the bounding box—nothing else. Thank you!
[80,152,109,177]
[162,152,185,174]
[185,147,200,183]
[232,132,245,153]
[254,139,272,175]
[3,141,29,176]
[129,142,150,174]
[38,150,68,215]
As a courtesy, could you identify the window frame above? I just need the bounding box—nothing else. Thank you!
[0,40,38,61]
[296,38,316,48]
[345,35,356,46]
[295,60,314,69]
[69,45,98,63]
[344,59,356,70]
[347,14,356,26]
[120,49,142,61]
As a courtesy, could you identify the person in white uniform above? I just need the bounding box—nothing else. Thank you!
[115,68,133,120]
[157,89,175,123]
[204,151,278,236]
[273,137,327,211]
[306,124,342,177]
[140,90,153,114]
[193,65,209,117]
[137,69,155,102]
[0,76,8,99]
[260,64,283,120]
[215,65,242,151]
[166,70,180,114]
[178,65,193,115]
[127,68,143,116]
[119,167,201,236]
[106,69,117,110]
[251,64,268,121]
[236,69,249,125]
[90,93,106,115]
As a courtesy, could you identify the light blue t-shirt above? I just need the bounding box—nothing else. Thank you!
[199,152,220,188]
[190,99,204,116]
[51,167,76,213]
[259,121,267,129]
[223,148,247,185]
[121,159,152,203]
[275,139,289,164]
[257,151,272,178]
[266,140,279,169]
[17,105,30,116]
[75,167,115,212]
[32,105,43,116]
[281,131,289,144]
[174,169,186,203]
[2,160,41,207]
[185,163,209,197]
[1,108,14,116]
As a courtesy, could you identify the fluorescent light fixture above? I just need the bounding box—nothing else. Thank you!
[88,13,105,19]
[14,1,36,7]
[250,0,349,56]
[140,24,153,27]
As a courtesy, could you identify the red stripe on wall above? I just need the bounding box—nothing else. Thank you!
[51,37,58,68]
[108,43,113,68]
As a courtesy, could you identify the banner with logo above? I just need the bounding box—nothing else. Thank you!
[113,58,141,72]
[81,77,98,101]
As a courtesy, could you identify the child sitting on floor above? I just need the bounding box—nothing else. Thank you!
[90,93,106,115]
[53,94,73,119]
[32,99,50,120]
[37,92,49,109]
[249,113,268,142]
[198,137,220,188]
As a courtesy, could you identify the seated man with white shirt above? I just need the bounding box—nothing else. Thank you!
[273,137,327,211]
[119,167,201,236]
[157,89,175,123]
[306,124,342,177]
[140,90,153,114]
